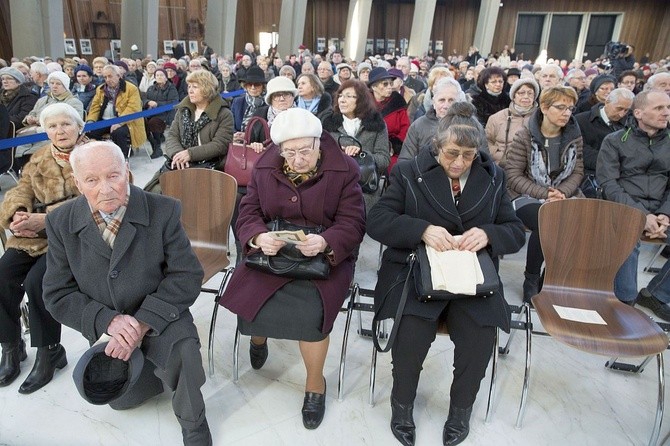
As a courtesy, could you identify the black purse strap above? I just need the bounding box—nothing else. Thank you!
[372,253,416,353]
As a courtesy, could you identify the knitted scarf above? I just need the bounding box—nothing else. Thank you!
[179,107,211,149]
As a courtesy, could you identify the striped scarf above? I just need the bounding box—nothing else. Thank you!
[91,198,129,248]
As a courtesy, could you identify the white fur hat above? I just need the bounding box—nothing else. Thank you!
[270,108,322,145]
[47,71,70,90]
[264,76,298,105]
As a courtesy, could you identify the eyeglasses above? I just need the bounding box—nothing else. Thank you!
[272,92,293,100]
[441,149,478,161]
[515,90,535,97]
[338,94,358,100]
[280,140,317,160]
[487,79,504,84]
[550,104,576,113]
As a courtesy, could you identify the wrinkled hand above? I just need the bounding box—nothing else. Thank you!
[25,116,38,126]
[170,150,192,170]
[421,225,458,251]
[295,234,328,257]
[458,227,489,252]
[342,145,361,156]
[249,142,265,153]
[9,211,46,238]
[255,232,287,256]
[233,132,245,143]
[546,187,566,202]
[645,214,668,239]
[107,315,147,352]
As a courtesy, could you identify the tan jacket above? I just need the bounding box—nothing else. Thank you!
[0,144,79,256]
[485,104,536,166]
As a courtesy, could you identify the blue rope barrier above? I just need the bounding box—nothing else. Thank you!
[0,88,245,151]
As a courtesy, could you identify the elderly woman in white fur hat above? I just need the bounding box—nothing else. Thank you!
[221,108,365,430]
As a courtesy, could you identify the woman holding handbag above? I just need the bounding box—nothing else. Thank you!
[321,79,390,212]
[221,108,365,431]
[367,102,525,446]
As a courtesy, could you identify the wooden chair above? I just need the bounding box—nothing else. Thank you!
[159,169,237,376]
[518,199,668,445]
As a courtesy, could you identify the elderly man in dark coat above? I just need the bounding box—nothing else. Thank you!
[43,141,211,446]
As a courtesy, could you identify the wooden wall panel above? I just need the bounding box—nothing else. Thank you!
[235,0,282,57]
[491,0,670,61]
[431,0,480,57]
[304,0,350,54]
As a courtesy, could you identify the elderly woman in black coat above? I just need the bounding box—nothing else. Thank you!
[368,102,525,446]
[471,66,510,126]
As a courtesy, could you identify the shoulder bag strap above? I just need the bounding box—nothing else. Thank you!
[244,116,271,145]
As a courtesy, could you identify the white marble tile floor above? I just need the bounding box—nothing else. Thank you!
[0,149,668,445]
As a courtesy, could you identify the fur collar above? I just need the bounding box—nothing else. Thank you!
[322,109,386,133]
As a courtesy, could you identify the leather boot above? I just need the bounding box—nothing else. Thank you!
[149,132,163,159]
[390,396,415,446]
[522,271,541,304]
[443,404,472,446]
[18,344,67,394]
[182,418,212,446]
[0,339,27,387]
[249,339,268,370]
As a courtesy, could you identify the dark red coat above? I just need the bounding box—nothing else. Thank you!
[220,132,366,333]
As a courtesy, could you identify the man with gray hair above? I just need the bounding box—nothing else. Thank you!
[44,141,212,445]
[565,68,590,105]
[316,61,338,100]
[29,61,49,97]
[645,72,670,95]
[537,64,563,90]
[396,56,425,93]
[575,87,634,197]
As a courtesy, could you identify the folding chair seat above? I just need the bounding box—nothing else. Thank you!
[159,169,238,376]
[517,199,668,446]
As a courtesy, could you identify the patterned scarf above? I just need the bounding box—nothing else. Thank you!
[50,143,72,168]
[91,196,129,249]
[0,87,19,106]
[103,83,120,106]
[179,107,211,149]
[242,93,264,130]
[282,159,319,186]
[266,104,294,127]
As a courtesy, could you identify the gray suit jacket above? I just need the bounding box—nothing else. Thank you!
[44,185,204,369]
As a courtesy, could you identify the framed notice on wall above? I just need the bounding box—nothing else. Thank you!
[79,39,92,55]
[316,37,326,53]
[189,41,199,55]
[64,39,77,55]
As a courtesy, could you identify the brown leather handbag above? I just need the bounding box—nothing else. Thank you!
[224,116,270,186]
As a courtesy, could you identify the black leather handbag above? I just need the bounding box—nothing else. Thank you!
[338,135,379,194]
[245,219,331,280]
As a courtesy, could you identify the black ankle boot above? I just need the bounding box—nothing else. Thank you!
[18,344,67,394]
[149,133,163,159]
[390,396,415,446]
[443,404,472,446]
[0,339,27,387]
[522,271,541,304]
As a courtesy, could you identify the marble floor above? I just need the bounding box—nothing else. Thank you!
[1,148,669,446]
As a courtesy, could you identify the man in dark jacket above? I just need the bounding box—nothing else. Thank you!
[575,87,634,196]
[171,40,185,60]
[597,90,670,310]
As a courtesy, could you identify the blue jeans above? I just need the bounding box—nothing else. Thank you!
[647,257,670,304]
[614,243,640,303]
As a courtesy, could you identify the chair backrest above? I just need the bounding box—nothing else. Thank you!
[538,198,645,295]
[159,169,238,280]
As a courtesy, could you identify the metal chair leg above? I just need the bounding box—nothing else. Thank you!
[233,328,240,383]
[648,353,664,446]
[485,328,500,424]
[207,267,234,377]
[515,302,532,429]
[338,284,359,402]
[369,338,378,407]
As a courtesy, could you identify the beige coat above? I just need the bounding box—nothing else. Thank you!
[0,144,79,256]
[485,104,536,166]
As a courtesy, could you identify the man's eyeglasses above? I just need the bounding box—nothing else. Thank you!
[441,149,478,161]
[550,104,576,113]
[272,92,293,100]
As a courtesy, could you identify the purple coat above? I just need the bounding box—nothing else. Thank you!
[220,132,366,333]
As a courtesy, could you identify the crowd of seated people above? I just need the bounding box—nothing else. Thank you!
[0,39,669,446]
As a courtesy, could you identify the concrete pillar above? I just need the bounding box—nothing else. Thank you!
[407,0,437,58]
[121,0,159,59]
[278,0,308,58]
[10,0,64,59]
[205,0,238,59]
[343,0,373,62]
[473,0,500,57]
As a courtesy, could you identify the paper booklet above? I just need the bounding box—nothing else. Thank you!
[268,230,308,244]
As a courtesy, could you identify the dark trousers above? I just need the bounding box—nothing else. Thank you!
[516,203,542,274]
[391,305,495,409]
[232,189,245,266]
[87,125,131,156]
[0,248,61,346]
[110,337,207,430]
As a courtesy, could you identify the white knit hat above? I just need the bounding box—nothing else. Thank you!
[270,108,322,145]
[264,76,298,105]
[47,71,70,90]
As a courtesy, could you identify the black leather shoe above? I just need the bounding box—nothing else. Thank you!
[637,288,670,321]
[523,272,541,304]
[150,147,163,159]
[249,340,268,370]
[0,339,27,387]
[182,418,212,446]
[19,344,67,394]
[443,404,472,446]
[390,396,415,445]
[302,379,326,429]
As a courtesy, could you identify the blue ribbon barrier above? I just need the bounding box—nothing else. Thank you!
[0,89,245,151]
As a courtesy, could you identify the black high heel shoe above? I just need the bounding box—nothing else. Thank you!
[302,378,326,429]
[19,344,67,394]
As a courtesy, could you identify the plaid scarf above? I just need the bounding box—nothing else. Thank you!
[91,197,129,249]
[282,159,319,186]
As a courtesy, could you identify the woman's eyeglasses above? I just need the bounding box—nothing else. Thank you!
[280,140,317,160]
[376,80,393,87]
[441,149,478,161]
[550,104,576,113]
